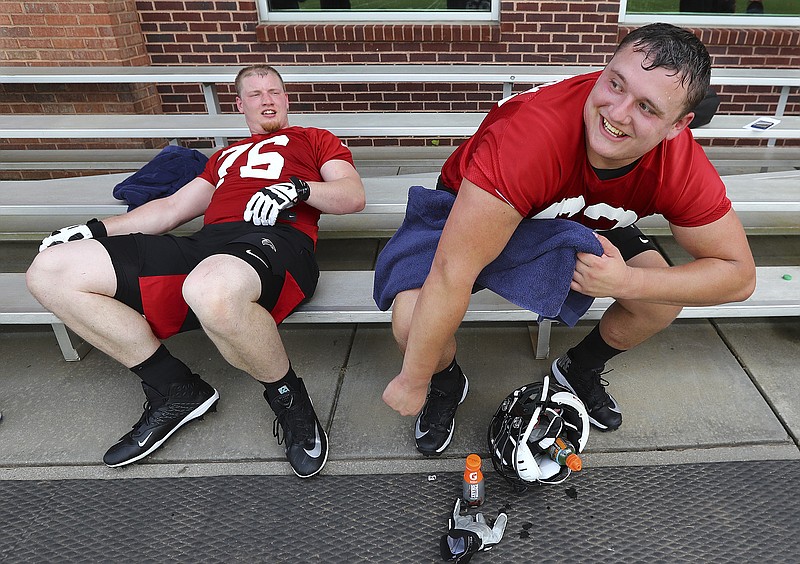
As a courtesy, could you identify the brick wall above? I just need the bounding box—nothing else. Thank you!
[146,1,800,152]
[0,0,162,177]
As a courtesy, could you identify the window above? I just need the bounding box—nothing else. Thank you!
[620,0,800,26]
[256,0,500,22]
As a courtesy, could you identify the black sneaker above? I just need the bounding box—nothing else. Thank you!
[268,378,328,478]
[103,378,219,467]
[415,371,469,456]
[552,355,622,431]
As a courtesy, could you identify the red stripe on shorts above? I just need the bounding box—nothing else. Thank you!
[270,270,306,325]
[139,274,190,339]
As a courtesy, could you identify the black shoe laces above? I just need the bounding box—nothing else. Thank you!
[582,369,614,410]
[131,400,155,430]
[419,384,460,433]
[132,396,193,430]
[272,394,314,446]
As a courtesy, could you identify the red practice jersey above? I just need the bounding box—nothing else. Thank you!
[199,126,353,241]
[441,72,731,231]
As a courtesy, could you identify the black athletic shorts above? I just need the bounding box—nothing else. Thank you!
[97,222,318,339]
[598,224,659,261]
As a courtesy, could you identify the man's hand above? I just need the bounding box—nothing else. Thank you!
[39,219,107,252]
[571,233,637,298]
[382,373,429,416]
[243,176,310,226]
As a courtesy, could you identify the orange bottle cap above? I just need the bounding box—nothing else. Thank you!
[565,453,582,472]
[466,454,482,471]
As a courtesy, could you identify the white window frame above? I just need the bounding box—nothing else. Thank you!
[256,0,500,22]
[619,0,800,27]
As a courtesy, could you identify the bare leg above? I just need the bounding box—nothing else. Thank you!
[182,254,289,383]
[392,288,456,373]
[598,250,683,350]
[26,240,160,367]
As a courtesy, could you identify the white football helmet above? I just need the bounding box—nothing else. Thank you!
[487,375,590,489]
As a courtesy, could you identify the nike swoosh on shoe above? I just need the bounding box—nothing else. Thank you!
[414,418,429,440]
[137,432,153,447]
[304,426,323,458]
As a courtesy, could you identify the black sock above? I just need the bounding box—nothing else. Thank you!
[431,358,463,394]
[567,325,624,370]
[129,344,195,396]
[263,364,302,404]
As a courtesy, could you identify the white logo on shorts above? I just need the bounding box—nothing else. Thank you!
[261,238,277,253]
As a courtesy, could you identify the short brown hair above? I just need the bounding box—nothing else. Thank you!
[234,65,286,97]
[615,23,711,117]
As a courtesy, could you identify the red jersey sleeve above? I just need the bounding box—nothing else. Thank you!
[654,130,731,228]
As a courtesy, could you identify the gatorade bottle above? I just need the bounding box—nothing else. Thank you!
[548,437,583,471]
[463,454,485,507]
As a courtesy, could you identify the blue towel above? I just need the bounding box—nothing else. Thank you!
[113,145,209,211]
[373,185,604,326]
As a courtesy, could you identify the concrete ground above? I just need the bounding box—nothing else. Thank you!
[1,228,798,481]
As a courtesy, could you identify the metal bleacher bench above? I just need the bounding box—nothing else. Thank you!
[1,64,799,361]
[2,170,800,361]
[3,266,799,362]
[2,112,800,141]
[1,64,799,171]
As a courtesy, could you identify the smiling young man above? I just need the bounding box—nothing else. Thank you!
[377,23,755,455]
[27,65,365,477]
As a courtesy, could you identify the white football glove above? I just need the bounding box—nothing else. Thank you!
[39,219,107,252]
[243,176,310,226]
[440,499,508,562]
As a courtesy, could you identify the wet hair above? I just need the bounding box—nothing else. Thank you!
[234,64,286,97]
[615,23,711,117]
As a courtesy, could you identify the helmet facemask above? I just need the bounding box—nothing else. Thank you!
[488,375,590,491]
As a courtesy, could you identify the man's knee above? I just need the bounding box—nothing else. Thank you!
[602,300,682,349]
[183,269,228,321]
[27,241,112,299]
[183,257,259,326]
[26,250,56,298]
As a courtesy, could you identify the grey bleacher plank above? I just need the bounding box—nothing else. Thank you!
[0,173,438,236]
[717,170,800,208]
[692,115,800,139]
[4,265,798,361]
[701,146,800,167]
[0,66,244,84]
[0,173,435,215]
[0,112,486,139]
[3,113,799,140]
[2,64,798,87]
[2,170,799,236]
[279,267,800,322]
[0,64,600,85]
[5,266,798,325]
[2,144,795,173]
[0,149,211,171]
[709,67,800,87]
[0,145,456,171]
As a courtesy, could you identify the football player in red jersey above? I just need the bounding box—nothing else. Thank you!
[27,65,365,478]
[378,24,755,455]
